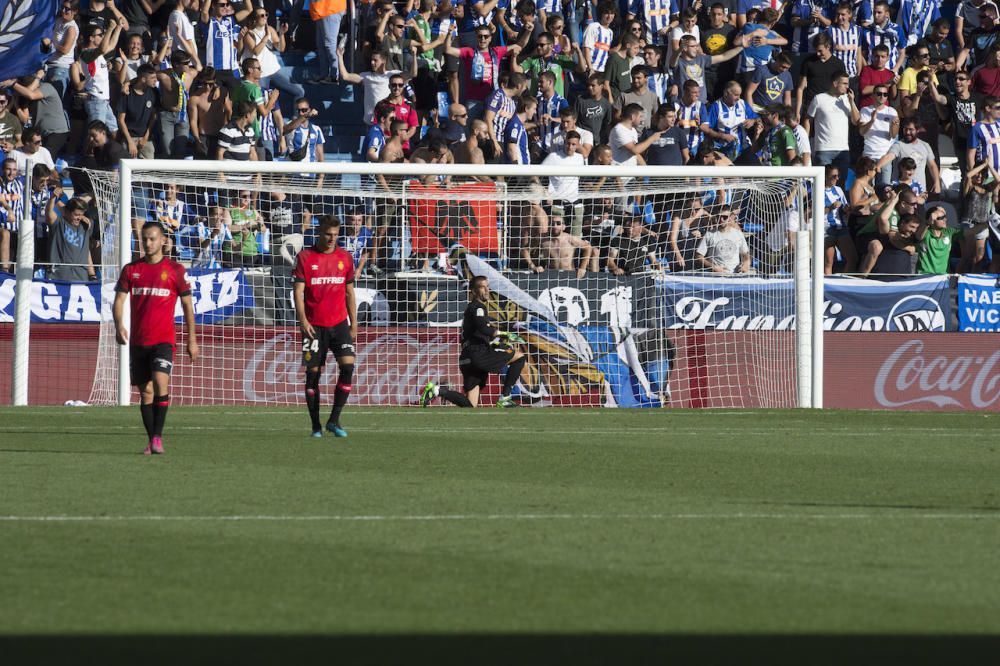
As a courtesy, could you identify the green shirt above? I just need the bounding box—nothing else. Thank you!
[230,207,260,256]
[859,204,899,236]
[603,52,632,100]
[522,54,575,97]
[764,125,797,166]
[917,226,961,275]
[232,81,265,138]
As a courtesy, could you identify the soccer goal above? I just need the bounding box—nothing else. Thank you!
[79,160,824,409]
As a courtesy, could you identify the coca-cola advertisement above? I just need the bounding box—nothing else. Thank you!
[825,333,1000,411]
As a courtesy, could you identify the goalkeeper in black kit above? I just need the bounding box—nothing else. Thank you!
[420,276,527,408]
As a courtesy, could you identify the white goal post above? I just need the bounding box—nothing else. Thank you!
[85,159,825,409]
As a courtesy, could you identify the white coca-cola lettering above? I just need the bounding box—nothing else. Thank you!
[874,339,1000,409]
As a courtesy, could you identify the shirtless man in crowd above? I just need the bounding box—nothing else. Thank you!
[541,214,597,278]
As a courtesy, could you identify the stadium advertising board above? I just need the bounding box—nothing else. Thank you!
[825,333,1000,411]
[659,275,951,331]
[0,269,254,324]
[956,275,1000,332]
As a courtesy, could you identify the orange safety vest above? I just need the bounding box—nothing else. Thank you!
[310,0,347,20]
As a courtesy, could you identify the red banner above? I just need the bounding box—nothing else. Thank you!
[406,181,500,255]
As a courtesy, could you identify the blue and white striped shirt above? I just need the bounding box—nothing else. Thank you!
[704,98,757,159]
[487,88,517,146]
[969,120,1000,172]
[32,187,52,239]
[827,24,864,77]
[635,0,675,46]
[536,91,568,152]
[194,223,234,269]
[0,177,25,231]
[824,185,848,231]
[286,123,325,163]
[864,20,903,70]
[648,72,671,104]
[898,0,941,47]
[203,16,240,74]
[582,22,614,72]
[674,99,706,154]
[536,0,560,13]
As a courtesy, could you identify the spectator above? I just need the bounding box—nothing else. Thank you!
[958,160,1000,272]
[673,34,744,103]
[583,1,617,74]
[701,2,741,100]
[605,35,642,102]
[0,158,23,272]
[156,50,195,159]
[48,198,96,282]
[339,207,373,277]
[962,3,1000,70]
[541,129,586,233]
[550,107,594,159]
[643,104,690,166]
[917,205,968,275]
[640,44,670,104]
[826,2,864,81]
[44,2,81,100]
[858,83,899,166]
[228,189,267,265]
[737,8,786,84]
[10,129,55,175]
[901,69,948,162]
[216,100,258,162]
[894,157,929,204]
[519,31,577,98]
[168,0,204,71]
[284,97,325,174]
[79,0,128,34]
[574,73,614,144]
[864,5,903,76]
[71,21,124,133]
[115,0,157,44]
[785,104,811,166]
[700,80,758,162]
[668,196,707,272]
[856,185,916,275]
[541,214,596,277]
[189,68,232,160]
[117,63,159,159]
[675,79,708,156]
[76,120,126,199]
[153,182,187,257]
[503,94,535,164]
[695,205,751,274]
[241,4,303,105]
[200,0,254,89]
[804,72,859,171]
[753,102,797,166]
[744,50,794,112]
[795,32,846,119]
[426,103,469,147]
[363,101,394,165]
[898,0,941,48]
[668,9,701,66]
[858,43,896,107]
[484,72,523,158]
[948,71,987,177]
[616,66,657,133]
[376,6,411,72]
[823,163,857,273]
[870,213,921,275]
[453,118,492,168]
[28,164,60,267]
[926,17,956,90]
[381,72,420,148]
[233,57,279,143]
[848,155,882,231]
[10,71,70,157]
[339,49,399,125]
[973,44,1000,99]
[610,102,662,166]
[114,32,164,87]
[878,118,941,197]
[956,0,1000,51]
[536,70,568,153]
[194,205,236,269]
[444,26,523,121]
[608,215,663,275]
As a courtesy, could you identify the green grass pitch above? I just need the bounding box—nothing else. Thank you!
[1,406,999,642]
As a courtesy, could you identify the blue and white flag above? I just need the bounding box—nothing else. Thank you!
[0,0,58,81]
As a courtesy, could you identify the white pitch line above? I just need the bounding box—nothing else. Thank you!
[0,512,997,523]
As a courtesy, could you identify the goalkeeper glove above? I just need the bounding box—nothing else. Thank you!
[497,331,526,344]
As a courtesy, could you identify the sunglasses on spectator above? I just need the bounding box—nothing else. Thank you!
[915,52,930,57]
[874,91,889,97]
[257,12,268,17]
[297,107,310,113]
[393,23,405,28]
[477,33,491,39]
[453,113,468,118]
[61,5,74,11]
[931,214,947,222]
[389,83,404,88]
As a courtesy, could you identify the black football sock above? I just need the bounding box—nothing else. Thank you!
[140,402,155,440]
[502,357,526,397]
[329,364,354,426]
[305,371,322,432]
[438,388,473,408]
[152,395,170,438]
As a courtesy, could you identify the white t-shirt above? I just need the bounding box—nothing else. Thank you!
[806,92,852,152]
[541,151,586,201]
[168,9,196,52]
[696,226,750,273]
[549,126,594,155]
[610,123,639,166]
[859,104,898,159]
[11,147,55,174]
[792,123,810,158]
[361,70,397,124]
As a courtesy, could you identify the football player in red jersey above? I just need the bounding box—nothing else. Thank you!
[293,215,358,438]
[113,222,199,455]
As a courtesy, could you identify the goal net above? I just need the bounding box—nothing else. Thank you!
[84,161,824,409]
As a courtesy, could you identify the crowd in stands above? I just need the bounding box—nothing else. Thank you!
[2,0,1000,281]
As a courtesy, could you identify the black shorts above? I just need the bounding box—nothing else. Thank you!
[302,321,355,369]
[459,343,515,392]
[130,344,174,386]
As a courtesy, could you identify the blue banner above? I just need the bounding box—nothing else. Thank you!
[0,268,255,324]
[658,275,952,332]
[0,0,58,81]
[957,275,1000,332]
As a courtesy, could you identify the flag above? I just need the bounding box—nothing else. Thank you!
[0,0,58,81]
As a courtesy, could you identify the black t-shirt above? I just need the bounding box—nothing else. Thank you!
[574,95,613,144]
[80,6,116,32]
[872,234,915,275]
[117,86,159,138]
[801,55,846,108]
[115,0,150,30]
[643,125,688,166]
[461,298,494,346]
[613,234,652,273]
[948,92,986,142]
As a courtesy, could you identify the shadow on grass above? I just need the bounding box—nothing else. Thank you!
[1,635,997,665]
